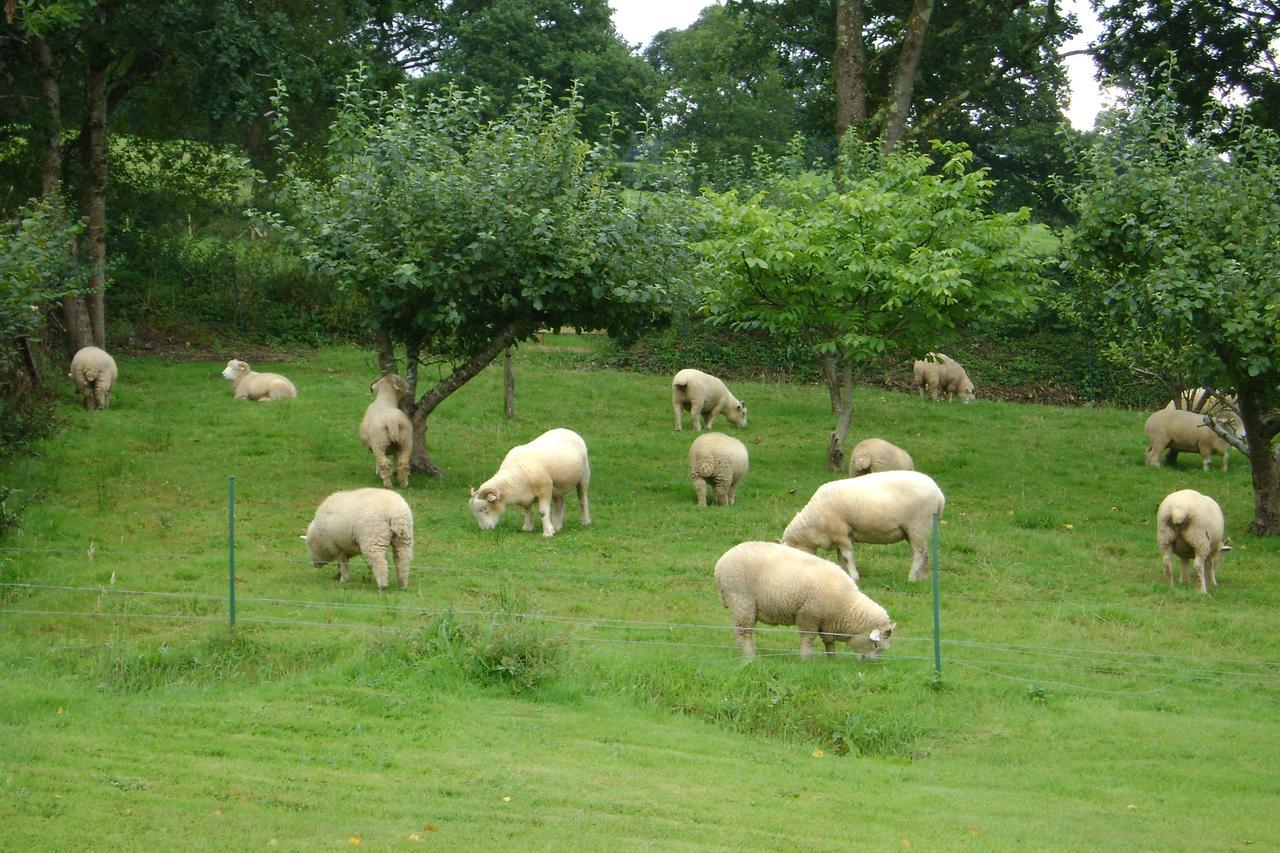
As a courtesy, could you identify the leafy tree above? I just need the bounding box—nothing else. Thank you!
[1061,81,1280,534]
[260,75,696,475]
[1092,0,1280,132]
[696,141,1054,470]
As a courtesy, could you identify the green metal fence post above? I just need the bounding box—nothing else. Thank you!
[229,476,236,630]
[931,511,941,679]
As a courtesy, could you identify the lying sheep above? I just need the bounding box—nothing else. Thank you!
[302,488,413,590]
[782,470,945,582]
[1144,408,1232,472]
[689,432,748,506]
[1157,489,1231,594]
[671,368,747,431]
[1164,387,1243,434]
[359,374,413,488]
[222,358,297,401]
[912,352,975,403]
[715,541,896,659]
[469,427,591,537]
[848,437,914,477]
[68,346,118,410]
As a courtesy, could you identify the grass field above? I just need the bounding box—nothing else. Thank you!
[2,336,1278,849]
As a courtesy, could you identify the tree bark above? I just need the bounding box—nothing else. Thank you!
[373,329,399,376]
[408,322,528,476]
[826,358,856,471]
[1239,389,1280,535]
[85,51,109,348]
[503,348,515,419]
[834,0,867,141]
[881,0,934,153]
[820,353,841,414]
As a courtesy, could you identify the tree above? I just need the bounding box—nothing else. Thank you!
[1061,81,1280,534]
[1092,0,1280,132]
[696,140,1054,470]
[261,75,696,476]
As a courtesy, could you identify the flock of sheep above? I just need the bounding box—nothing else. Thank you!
[65,345,1239,658]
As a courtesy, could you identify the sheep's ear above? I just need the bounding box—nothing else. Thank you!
[299,534,307,541]
[869,629,883,643]
[469,486,476,497]
[487,490,500,503]
[1221,540,1233,552]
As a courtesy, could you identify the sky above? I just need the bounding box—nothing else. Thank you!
[609,0,1112,130]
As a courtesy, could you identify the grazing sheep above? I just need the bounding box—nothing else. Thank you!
[689,432,749,506]
[714,541,896,659]
[1164,387,1243,434]
[848,437,915,477]
[469,427,591,537]
[1144,408,1232,472]
[302,488,413,590]
[68,346,118,410]
[221,358,297,401]
[1157,489,1231,594]
[671,368,747,431]
[782,470,945,583]
[359,374,413,488]
[912,352,975,403]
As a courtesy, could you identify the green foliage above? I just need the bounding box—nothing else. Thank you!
[0,196,84,352]
[262,73,698,360]
[697,140,1054,370]
[608,316,820,382]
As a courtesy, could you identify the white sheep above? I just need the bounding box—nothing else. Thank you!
[848,437,915,477]
[1164,387,1243,435]
[1144,408,1232,472]
[714,541,896,659]
[221,358,297,401]
[782,470,945,583]
[68,346,118,410]
[671,368,747,431]
[469,427,591,537]
[912,352,975,403]
[302,488,413,590]
[359,374,413,488]
[689,432,749,506]
[1156,489,1231,594]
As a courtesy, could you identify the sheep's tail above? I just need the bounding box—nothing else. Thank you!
[80,366,103,383]
[1167,506,1190,527]
[851,451,873,474]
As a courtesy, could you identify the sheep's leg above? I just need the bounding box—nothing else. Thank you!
[1145,441,1166,467]
[577,471,591,526]
[392,535,412,589]
[733,626,756,657]
[521,506,535,532]
[94,383,109,409]
[712,477,730,507]
[1193,553,1209,594]
[551,495,566,532]
[361,543,390,590]
[1179,557,1189,585]
[374,450,394,488]
[693,477,708,507]
[1200,450,1212,473]
[798,631,817,660]
[835,538,858,581]
[1207,552,1220,589]
[690,397,705,431]
[907,527,930,583]
[395,446,411,488]
[703,409,717,430]
[727,482,737,506]
[821,635,838,657]
[536,492,556,537]
[673,397,684,431]
[337,559,350,583]
[1220,450,1228,473]
[81,387,95,411]
[1162,551,1175,586]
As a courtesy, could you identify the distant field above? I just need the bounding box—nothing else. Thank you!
[1,335,1277,849]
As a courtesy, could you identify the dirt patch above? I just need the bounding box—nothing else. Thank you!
[119,320,314,363]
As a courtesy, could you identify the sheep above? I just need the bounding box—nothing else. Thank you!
[782,470,945,583]
[302,488,413,590]
[469,427,591,537]
[1144,408,1232,472]
[848,437,914,477]
[1156,489,1231,594]
[912,352,975,403]
[68,346,118,410]
[221,358,297,401]
[359,374,413,488]
[671,368,747,431]
[689,432,749,506]
[714,541,896,659]
[1164,387,1243,435]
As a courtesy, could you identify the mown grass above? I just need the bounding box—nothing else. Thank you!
[1,335,1278,849]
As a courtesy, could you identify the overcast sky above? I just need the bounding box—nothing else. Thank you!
[609,0,1112,130]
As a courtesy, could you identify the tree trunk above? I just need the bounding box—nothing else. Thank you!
[373,329,398,376]
[881,0,934,153]
[1239,390,1280,535]
[407,322,527,476]
[826,359,856,471]
[503,348,515,419]
[820,353,841,414]
[85,54,109,348]
[833,0,867,142]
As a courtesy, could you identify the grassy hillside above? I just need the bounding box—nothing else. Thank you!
[1,336,1277,849]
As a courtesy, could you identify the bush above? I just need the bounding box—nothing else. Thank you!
[608,315,820,383]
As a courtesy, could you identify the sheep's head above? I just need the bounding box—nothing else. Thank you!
[222,359,250,381]
[958,379,976,404]
[850,621,896,661]
[728,402,748,428]
[371,373,409,401]
[300,524,330,566]
[469,487,506,530]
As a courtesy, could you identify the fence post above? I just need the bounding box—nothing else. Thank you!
[931,511,941,679]
[229,476,236,630]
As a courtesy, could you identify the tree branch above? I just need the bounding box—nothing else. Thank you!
[1204,415,1250,456]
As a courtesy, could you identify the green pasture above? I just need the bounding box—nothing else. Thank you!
[1,336,1277,849]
